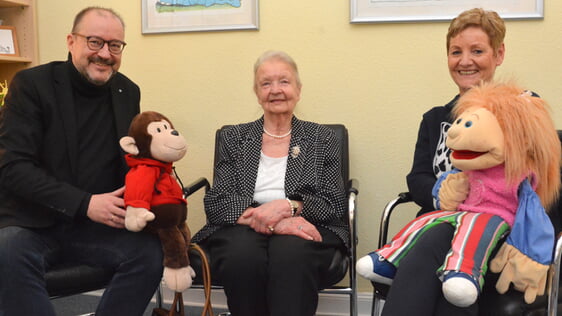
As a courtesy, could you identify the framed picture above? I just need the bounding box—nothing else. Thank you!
[142,0,259,34]
[350,0,544,23]
[0,26,18,56]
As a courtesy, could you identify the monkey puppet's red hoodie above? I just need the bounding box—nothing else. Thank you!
[123,154,186,214]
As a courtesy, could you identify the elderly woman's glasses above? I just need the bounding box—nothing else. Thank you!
[72,33,126,54]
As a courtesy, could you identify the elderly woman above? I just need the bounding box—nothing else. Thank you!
[358,8,513,316]
[192,50,348,316]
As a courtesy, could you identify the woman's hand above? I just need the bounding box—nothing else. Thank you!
[273,216,323,242]
[238,199,292,234]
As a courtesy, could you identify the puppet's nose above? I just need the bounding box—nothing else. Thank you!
[171,130,179,136]
[447,126,459,139]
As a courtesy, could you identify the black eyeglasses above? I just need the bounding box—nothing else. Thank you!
[72,33,127,54]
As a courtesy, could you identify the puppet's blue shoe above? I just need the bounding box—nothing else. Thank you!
[442,271,479,307]
[356,252,396,285]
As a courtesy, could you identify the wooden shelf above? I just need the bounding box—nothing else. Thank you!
[0,0,37,83]
[0,0,30,8]
[0,55,32,63]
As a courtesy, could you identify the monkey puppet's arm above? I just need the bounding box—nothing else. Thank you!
[125,206,155,232]
[123,164,159,231]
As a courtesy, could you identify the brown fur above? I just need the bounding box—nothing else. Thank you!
[128,111,174,158]
[125,111,190,269]
[146,204,190,268]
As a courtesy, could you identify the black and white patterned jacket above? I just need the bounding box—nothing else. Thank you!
[192,116,349,248]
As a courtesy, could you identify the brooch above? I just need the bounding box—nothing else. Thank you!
[290,145,301,158]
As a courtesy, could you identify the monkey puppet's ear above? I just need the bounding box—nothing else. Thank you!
[119,136,140,155]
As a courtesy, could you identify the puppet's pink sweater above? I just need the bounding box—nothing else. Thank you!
[457,164,522,227]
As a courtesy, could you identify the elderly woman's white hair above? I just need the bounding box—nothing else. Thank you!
[253,50,301,91]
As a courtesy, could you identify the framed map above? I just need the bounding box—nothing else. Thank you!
[350,0,544,23]
[142,0,259,34]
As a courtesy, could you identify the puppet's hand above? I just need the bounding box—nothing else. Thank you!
[490,243,549,304]
[438,172,469,211]
[164,265,196,292]
[124,206,155,232]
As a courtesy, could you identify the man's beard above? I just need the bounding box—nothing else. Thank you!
[83,56,116,85]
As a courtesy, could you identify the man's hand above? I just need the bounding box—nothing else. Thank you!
[87,186,127,228]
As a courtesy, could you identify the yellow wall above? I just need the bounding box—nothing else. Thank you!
[37,1,562,292]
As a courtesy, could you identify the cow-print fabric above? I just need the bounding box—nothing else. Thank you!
[433,121,453,178]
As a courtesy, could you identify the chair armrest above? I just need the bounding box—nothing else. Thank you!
[378,192,413,248]
[347,178,359,247]
[183,177,210,198]
[348,179,359,245]
[348,179,359,196]
[547,232,562,315]
[347,178,359,300]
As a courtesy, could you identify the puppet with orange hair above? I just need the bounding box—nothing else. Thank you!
[357,81,561,307]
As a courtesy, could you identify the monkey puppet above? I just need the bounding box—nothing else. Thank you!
[356,81,560,307]
[120,111,195,292]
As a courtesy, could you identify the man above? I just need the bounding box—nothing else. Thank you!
[0,7,163,316]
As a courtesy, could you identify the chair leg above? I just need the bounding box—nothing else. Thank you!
[155,284,163,309]
[372,294,384,316]
[351,290,358,316]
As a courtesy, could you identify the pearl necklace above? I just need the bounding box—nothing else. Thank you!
[263,127,292,139]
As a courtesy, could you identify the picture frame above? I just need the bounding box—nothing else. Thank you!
[142,0,259,34]
[350,0,544,23]
[0,26,18,56]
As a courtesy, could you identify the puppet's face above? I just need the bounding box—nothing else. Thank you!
[446,107,505,171]
[148,120,187,163]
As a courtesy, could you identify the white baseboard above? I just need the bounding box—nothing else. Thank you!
[88,286,378,316]
[159,286,376,316]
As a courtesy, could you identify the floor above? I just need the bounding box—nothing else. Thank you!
[51,293,229,316]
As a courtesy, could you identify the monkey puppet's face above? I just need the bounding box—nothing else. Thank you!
[148,119,187,162]
[446,107,505,171]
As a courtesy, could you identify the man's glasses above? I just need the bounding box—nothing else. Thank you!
[72,33,126,54]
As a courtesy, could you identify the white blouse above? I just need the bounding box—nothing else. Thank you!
[253,151,288,205]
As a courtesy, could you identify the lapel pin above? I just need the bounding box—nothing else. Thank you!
[290,145,300,158]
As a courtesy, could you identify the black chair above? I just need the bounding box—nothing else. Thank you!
[369,130,562,316]
[45,263,113,299]
[46,253,113,316]
[157,124,359,316]
[46,263,113,299]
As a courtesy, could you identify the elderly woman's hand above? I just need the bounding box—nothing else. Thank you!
[273,217,323,242]
[239,199,292,234]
